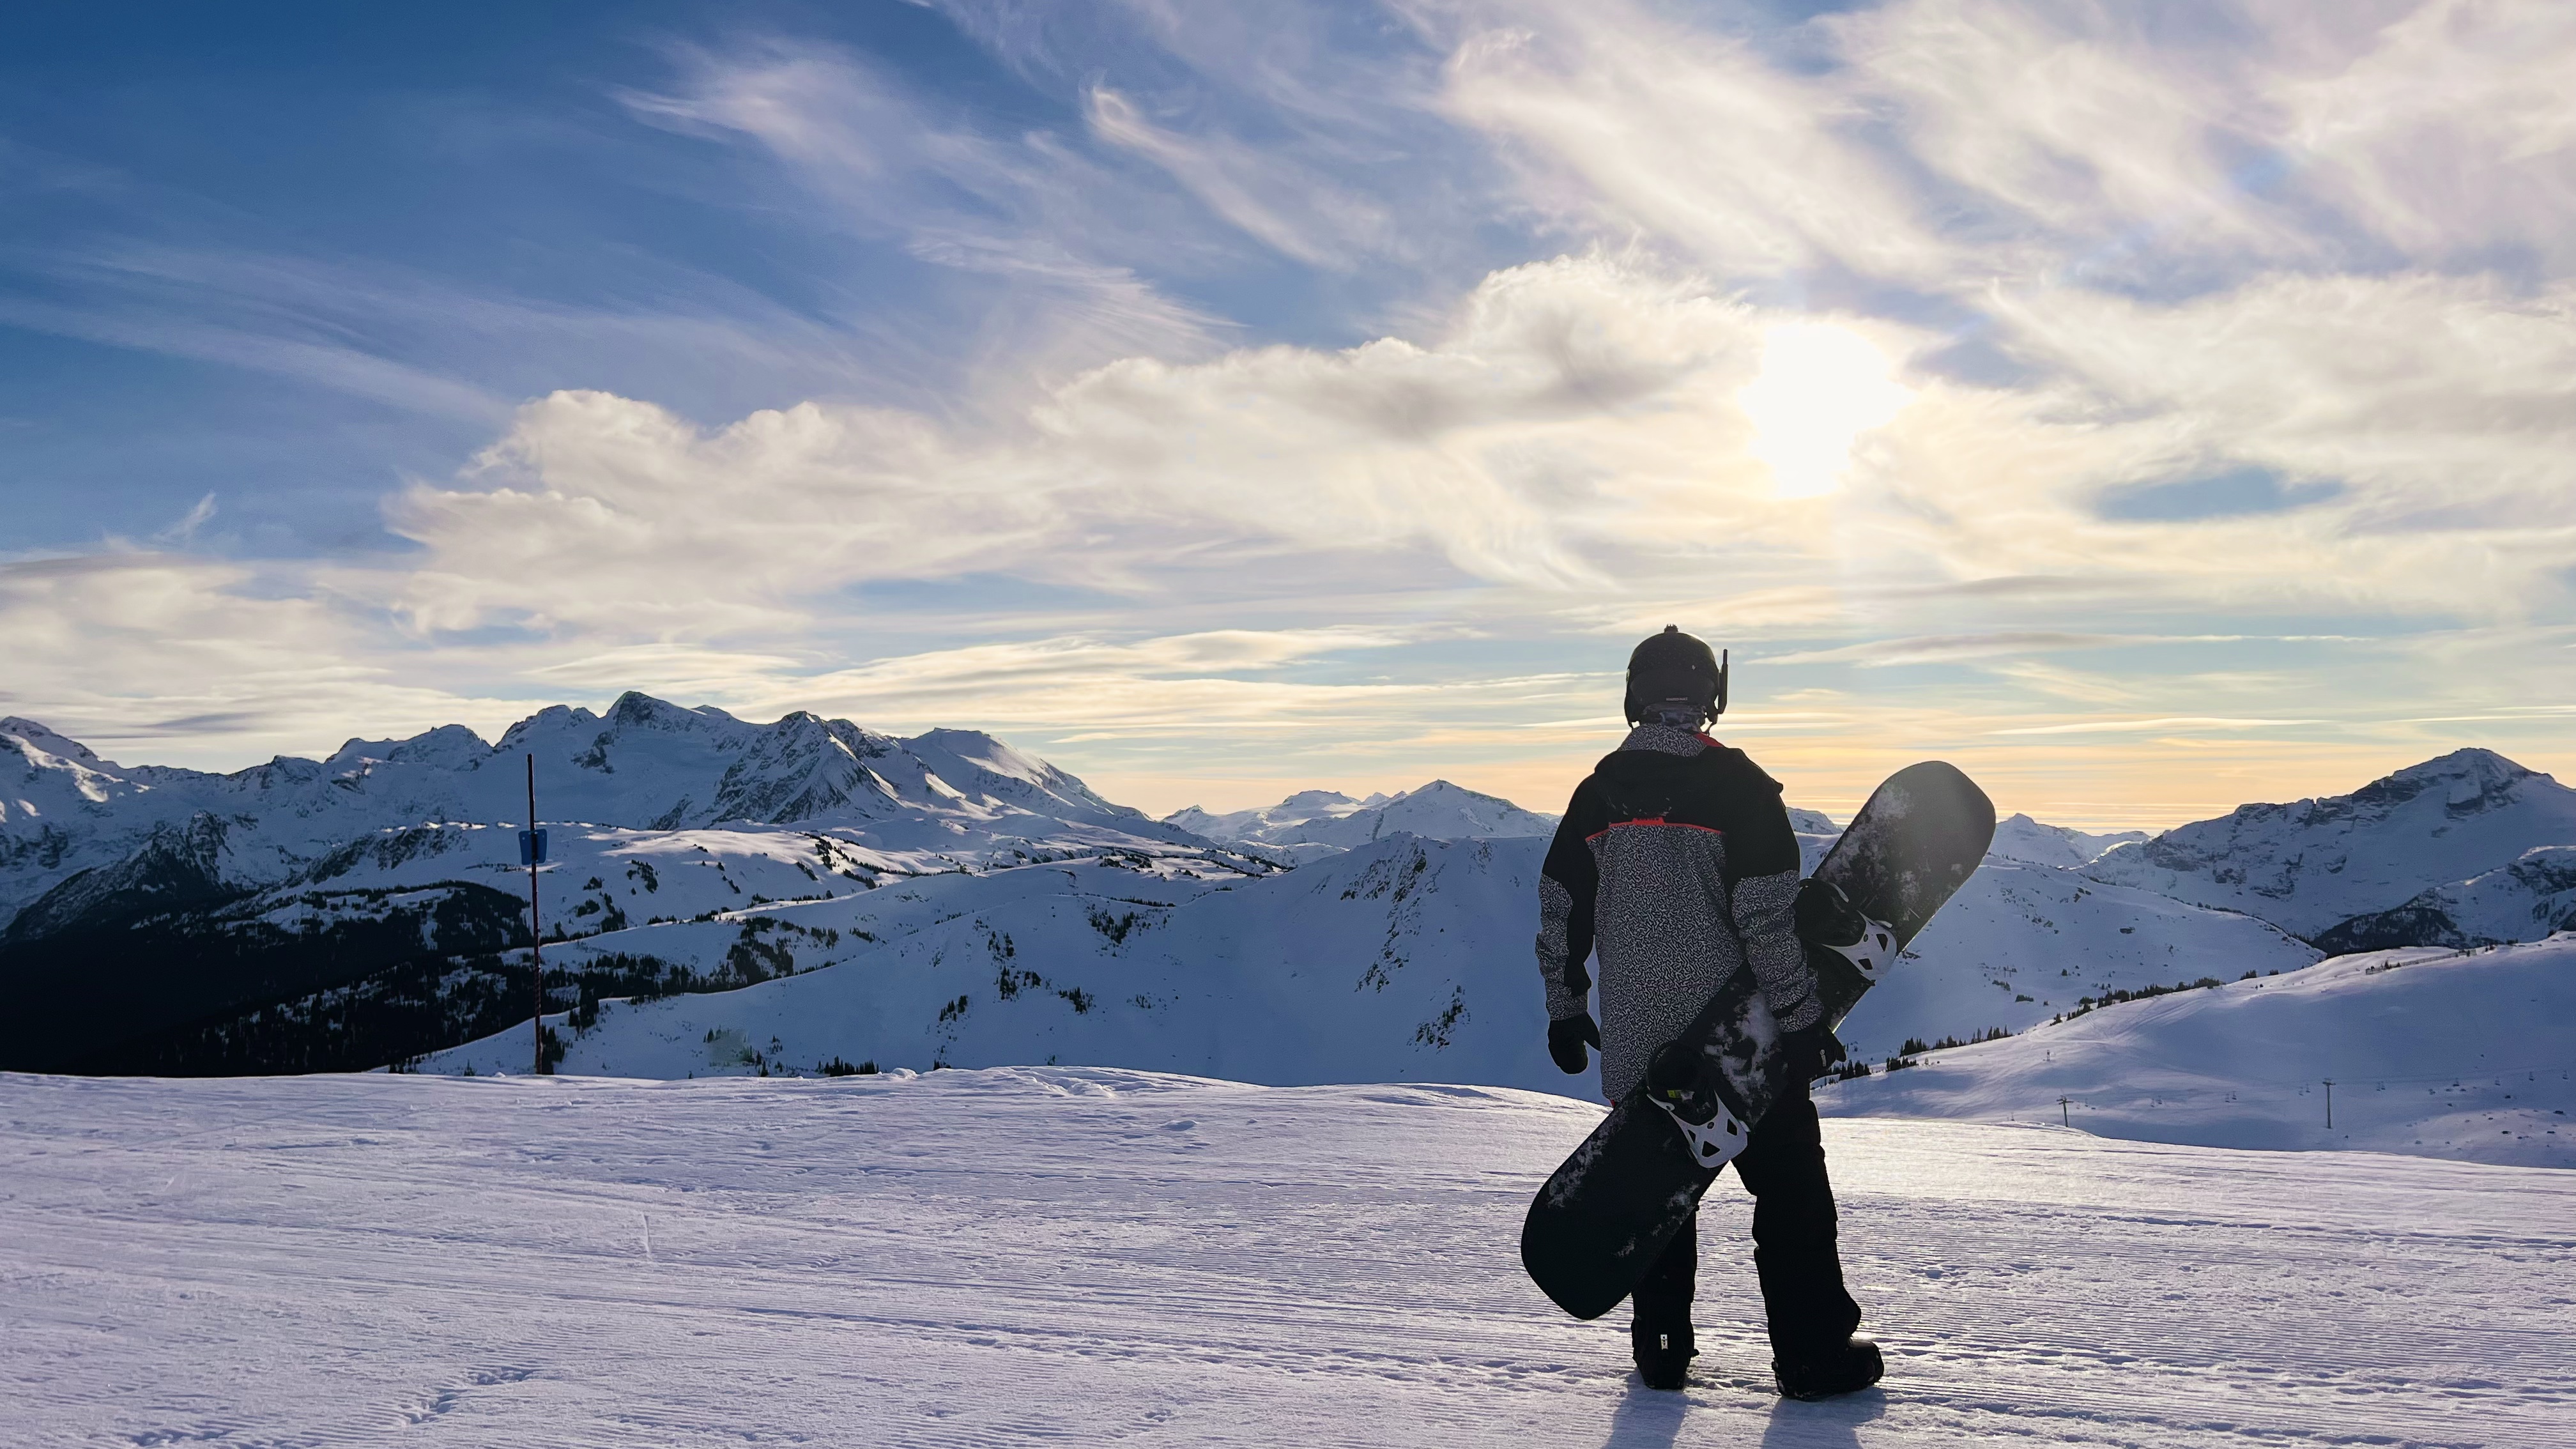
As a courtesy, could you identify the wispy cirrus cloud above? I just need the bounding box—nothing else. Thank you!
[1991,716,2327,737]
[1761,634,2209,667]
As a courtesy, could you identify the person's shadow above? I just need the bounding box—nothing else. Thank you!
[1597,1376,1885,1449]
[1598,1377,1688,1448]
[1755,1388,1882,1449]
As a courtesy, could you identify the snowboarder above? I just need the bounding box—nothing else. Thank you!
[1535,625,1883,1398]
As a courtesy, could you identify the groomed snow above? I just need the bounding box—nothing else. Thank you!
[6,1068,2570,1446]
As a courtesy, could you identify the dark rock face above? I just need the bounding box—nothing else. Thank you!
[2310,907,2471,954]
[4,813,238,944]
[0,872,530,1073]
[2313,847,2576,954]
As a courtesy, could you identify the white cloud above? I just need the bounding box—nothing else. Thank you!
[0,553,522,762]
[148,494,218,549]
[1425,0,1954,281]
[1084,86,1392,268]
[1991,716,2325,737]
[624,42,1229,378]
[1831,0,2307,270]
[2277,0,2576,268]
[383,389,1055,637]
[376,234,2576,663]
[379,254,1807,636]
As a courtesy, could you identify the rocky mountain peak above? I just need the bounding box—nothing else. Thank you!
[1,717,104,766]
[2361,747,2540,813]
[604,691,721,732]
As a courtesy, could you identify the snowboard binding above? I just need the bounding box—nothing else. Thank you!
[1643,1039,1748,1170]
[1796,877,1899,982]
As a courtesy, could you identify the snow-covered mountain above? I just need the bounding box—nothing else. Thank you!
[0,695,1194,926]
[1164,788,1385,843]
[0,697,1252,1072]
[2313,845,2576,953]
[1785,805,1839,836]
[1165,779,1556,856]
[13,702,2568,1101]
[1820,934,2576,1168]
[420,824,2327,1090]
[1988,813,2147,868]
[2085,749,2576,945]
[425,832,1560,1087]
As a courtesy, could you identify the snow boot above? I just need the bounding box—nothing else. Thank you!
[1631,1317,1696,1392]
[1629,1215,1698,1391]
[1773,1334,1883,1400]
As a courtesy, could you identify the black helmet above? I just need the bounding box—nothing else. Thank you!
[1624,625,1729,726]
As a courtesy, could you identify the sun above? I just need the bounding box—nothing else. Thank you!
[1738,321,1913,499]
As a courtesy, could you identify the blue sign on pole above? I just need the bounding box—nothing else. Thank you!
[518,828,549,866]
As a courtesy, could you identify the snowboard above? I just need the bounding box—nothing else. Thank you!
[1519,760,1995,1321]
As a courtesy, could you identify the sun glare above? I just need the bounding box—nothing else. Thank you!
[1738,321,1913,499]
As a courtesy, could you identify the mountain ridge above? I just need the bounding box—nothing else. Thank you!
[1169,779,1558,855]
[8,703,2570,1083]
[0,695,1241,1072]
[2085,747,2576,943]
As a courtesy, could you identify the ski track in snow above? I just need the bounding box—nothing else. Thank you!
[5,1070,2570,1448]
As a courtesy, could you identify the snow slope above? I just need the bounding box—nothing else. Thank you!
[5,1068,2570,1447]
[424,833,1568,1090]
[2325,845,2576,951]
[1821,934,2576,1167]
[420,829,2329,1098]
[2086,748,2576,942]
[1833,859,2322,1065]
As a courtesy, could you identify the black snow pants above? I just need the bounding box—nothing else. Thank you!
[1629,1075,1860,1357]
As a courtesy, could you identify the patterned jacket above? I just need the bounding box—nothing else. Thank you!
[1535,723,1814,1101]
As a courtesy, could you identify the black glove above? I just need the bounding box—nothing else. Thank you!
[1778,1022,1847,1081]
[1548,1014,1602,1075]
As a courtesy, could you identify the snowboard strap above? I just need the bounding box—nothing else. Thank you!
[1797,877,1899,981]
[1653,1094,1749,1170]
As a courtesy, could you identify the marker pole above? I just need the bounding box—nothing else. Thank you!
[528,754,544,1076]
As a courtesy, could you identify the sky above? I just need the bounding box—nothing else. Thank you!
[4,0,2573,828]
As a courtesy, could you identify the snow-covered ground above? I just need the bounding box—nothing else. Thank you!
[1821,934,2576,1168]
[5,1068,2569,1447]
